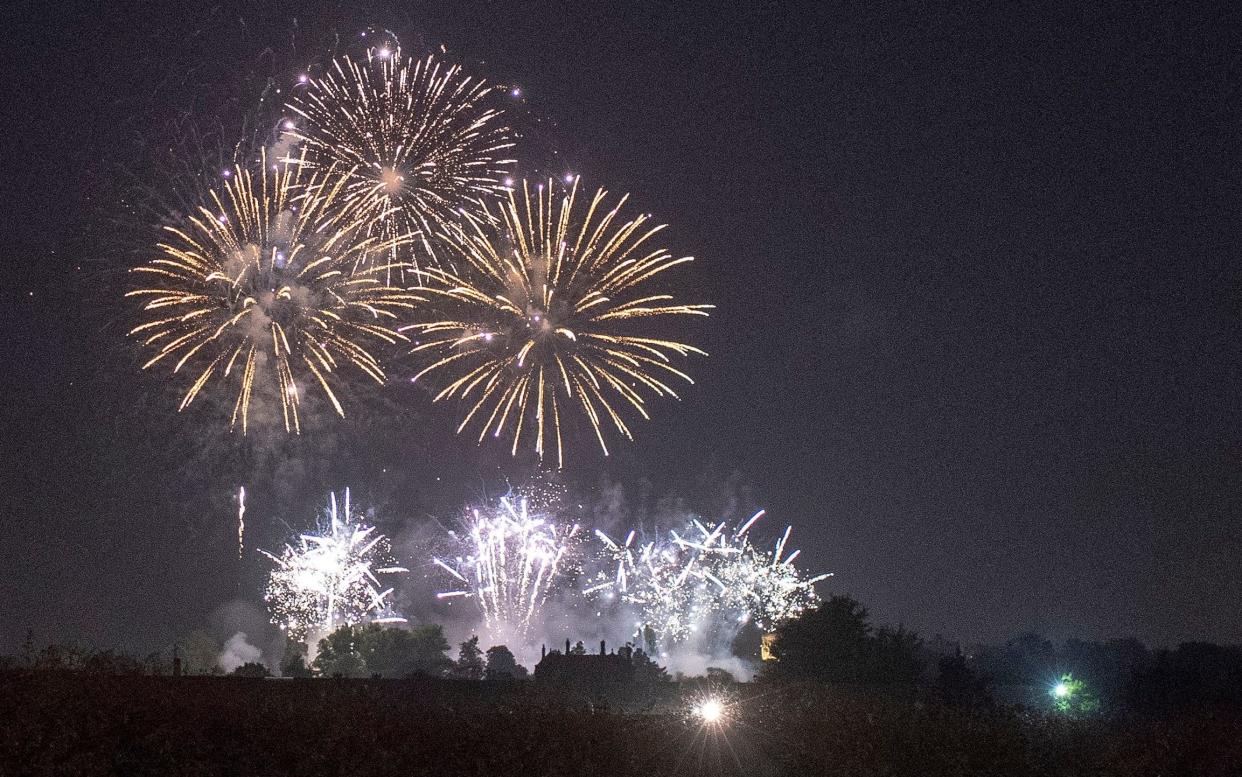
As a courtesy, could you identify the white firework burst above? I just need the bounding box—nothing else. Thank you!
[262,489,408,638]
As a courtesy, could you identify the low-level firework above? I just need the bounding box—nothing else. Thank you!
[127,150,421,433]
[262,489,408,639]
[589,510,831,646]
[434,495,583,642]
[286,48,514,271]
[406,178,712,466]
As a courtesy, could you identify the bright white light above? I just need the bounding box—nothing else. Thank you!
[1053,682,1070,698]
[283,120,295,130]
[378,47,391,58]
[563,173,575,184]
[511,87,521,98]
[697,699,724,723]
[298,74,309,84]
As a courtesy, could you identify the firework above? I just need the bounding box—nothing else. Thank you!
[406,178,712,466]
[127,150,421,433]
[434,495,583,641]
[590,510,830,646]
[286,49,515,271]
[262,489,408,638]
[712,513,832,631]
[236,486,246,559]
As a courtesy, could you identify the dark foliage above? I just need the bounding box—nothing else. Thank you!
[1127,642,1242,714]
[933,653,993,709]
[312,623,453,678]
[763,595,924,685]
[454,636,485,681]
[230,662,270,678]
[484,645,526,681]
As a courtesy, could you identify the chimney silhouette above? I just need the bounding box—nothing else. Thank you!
[541,644,546,660]
[172,644,182,677]
[565,638,571,654]
[600,639,606,655]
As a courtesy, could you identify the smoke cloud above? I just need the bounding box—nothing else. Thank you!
[218,631,263,673]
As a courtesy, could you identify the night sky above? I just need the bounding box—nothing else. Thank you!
[2,1,1239,654]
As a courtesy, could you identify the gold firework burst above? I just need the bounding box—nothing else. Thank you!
[127,151,421,433]
[405,178,712,467]
[285,49,515,270]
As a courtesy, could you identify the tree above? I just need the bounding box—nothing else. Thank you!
[351,623,453,678]
[933,653,992,709]
[763,595,924,685]
[1126,642,1242,714]
[731,621,764,663]
[401,625,453,677]
[232,661,270,678]
[455,636,485,680]
[642,625,658,656]
[281,637,312,678]
[867,626,924,684]
[313,626,367,677]
[484,645,526,680]
[630,648,669,683]
[764,595,872,683]
[1051,673,1100,716]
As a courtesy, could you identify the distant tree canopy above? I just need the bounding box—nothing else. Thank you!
[313,624,452,679]
[484,645,526,680]
[231,662,270,678]
[933,654,992,709]
[1127,642,1242,714]
[763,595,924,685]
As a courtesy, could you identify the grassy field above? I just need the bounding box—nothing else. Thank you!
[2,673,1239,776]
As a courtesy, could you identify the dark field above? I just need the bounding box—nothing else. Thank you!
[2,674,1239,776]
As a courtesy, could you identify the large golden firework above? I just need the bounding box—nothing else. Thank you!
[285,49,515,270]
[405,179,712,467]
[127,151,421,433]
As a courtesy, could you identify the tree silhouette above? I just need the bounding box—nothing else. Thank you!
[232,661,270,678]
[764,595,923,684]
[455,636,485,680]
[484,645,526,680]
[933,653,992,709]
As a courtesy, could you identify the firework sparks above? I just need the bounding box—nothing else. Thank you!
[262,489,408,639]
[434,495,583,641]
[237,486,246,559]
[405,178,712,466]
[590,510,830,646]
[286,50,515,272]
[127,150,422,433]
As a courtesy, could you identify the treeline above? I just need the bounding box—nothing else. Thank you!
[7,597,1242,717]
[759,595,1242,717]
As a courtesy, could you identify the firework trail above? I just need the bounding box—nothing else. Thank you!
[127,150,422,433]
[434,495,583,642]
[405,178,712,466]
[262,489,408,639]
[286,48,515,273]
[589,510,830,646]
[237,486,246,559]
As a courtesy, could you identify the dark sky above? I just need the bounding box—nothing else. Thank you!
[2,1,1239,653]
